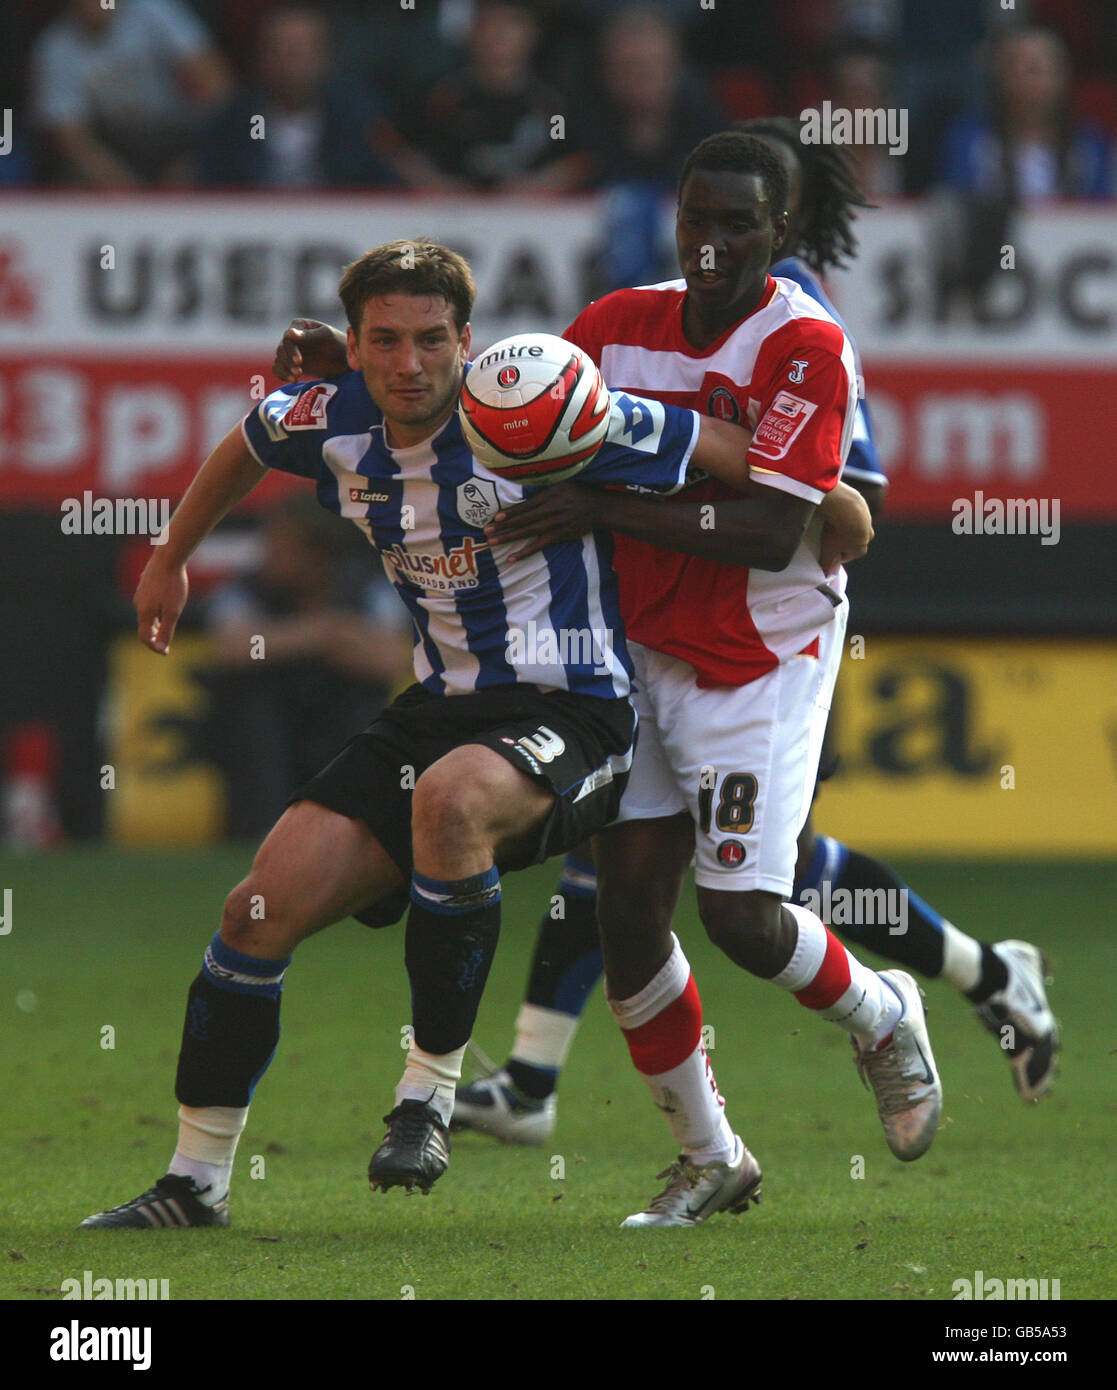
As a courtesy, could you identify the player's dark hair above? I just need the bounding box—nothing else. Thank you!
[338,240,476,335]
[737,116,873,272]
[677,132,789,223]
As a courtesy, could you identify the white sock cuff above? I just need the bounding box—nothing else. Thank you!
[175,1105,249,1165]
[607,934,689,1031]
[397,1044,467,1126]
[400,1044,466,1094]
[510,1004,580,1070]
[770,903,828,991]
[940,921,982,992]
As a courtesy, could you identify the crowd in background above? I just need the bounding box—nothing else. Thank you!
[5,0,1115,845]
[8,0,1116,202]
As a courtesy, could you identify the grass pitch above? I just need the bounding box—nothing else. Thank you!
[1,850,1112,1302]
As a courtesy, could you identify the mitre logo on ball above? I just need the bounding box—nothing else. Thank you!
[459,332,611,485]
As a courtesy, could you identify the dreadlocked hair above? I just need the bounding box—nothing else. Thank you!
[738,116,874,273]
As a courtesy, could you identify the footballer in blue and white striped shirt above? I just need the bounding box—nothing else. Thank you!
[82,238,773,1228]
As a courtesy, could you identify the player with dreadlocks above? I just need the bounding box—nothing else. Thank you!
[449,121,1059,1157]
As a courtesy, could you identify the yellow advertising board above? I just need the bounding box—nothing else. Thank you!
[820,638,1117,856]
[105,634,224,846]
[104,631,1115,855]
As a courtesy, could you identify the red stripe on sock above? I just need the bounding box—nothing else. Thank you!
[794,929,852,1011]
[622,974,702,1075]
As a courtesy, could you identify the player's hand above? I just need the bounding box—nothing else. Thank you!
[272,319,348,382]
[817,481,873,574]
[819,517,873,573]
[483,482,607,561]
[134,554,189,655]
[816,522,866,575]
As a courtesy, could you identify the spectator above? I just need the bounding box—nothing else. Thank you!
[938,25,1114,202]
[588,4,723,291]
[589,4,722,187]
[202,498,412,840]
[823,41,901,199]
[416,0,591,191]
[890,0,991,194]
[198,4,401,188]
[29,0,232,186]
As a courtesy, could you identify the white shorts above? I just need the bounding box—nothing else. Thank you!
[617,606,847,896]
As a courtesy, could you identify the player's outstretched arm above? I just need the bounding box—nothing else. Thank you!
[487,479,813,571]
[688,415,753,492]
[272,319,349,382]
[134,425,267,655]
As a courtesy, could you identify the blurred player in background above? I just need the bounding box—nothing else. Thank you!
[202,495,411,838]
[80,238,847,1229]
[449,121,1059,1152]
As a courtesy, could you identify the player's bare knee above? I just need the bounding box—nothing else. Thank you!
[220,878,295,955]
[700,894,787,976]
[597,874,671,939]
[219,881,261,948]
[412,766,497,850]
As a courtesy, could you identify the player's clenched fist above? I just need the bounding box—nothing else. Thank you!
[272,318,348,382]
[134,553,189,655]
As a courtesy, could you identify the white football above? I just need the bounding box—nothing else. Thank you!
[458,332,611,484]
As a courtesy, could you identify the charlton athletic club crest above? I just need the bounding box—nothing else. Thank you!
[457,476,500,528]
[716,839,746,868]
[497,365,520,388]
[707,387,740,424]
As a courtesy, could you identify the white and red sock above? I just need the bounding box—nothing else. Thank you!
[608,934,735,1165]
[774,903,901,1043]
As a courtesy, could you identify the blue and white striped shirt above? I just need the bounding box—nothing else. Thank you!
[242,371,699,699]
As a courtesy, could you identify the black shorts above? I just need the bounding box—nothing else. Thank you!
[290,682,636,927]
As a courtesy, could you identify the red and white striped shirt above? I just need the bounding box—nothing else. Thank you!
[565,275,857,687]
